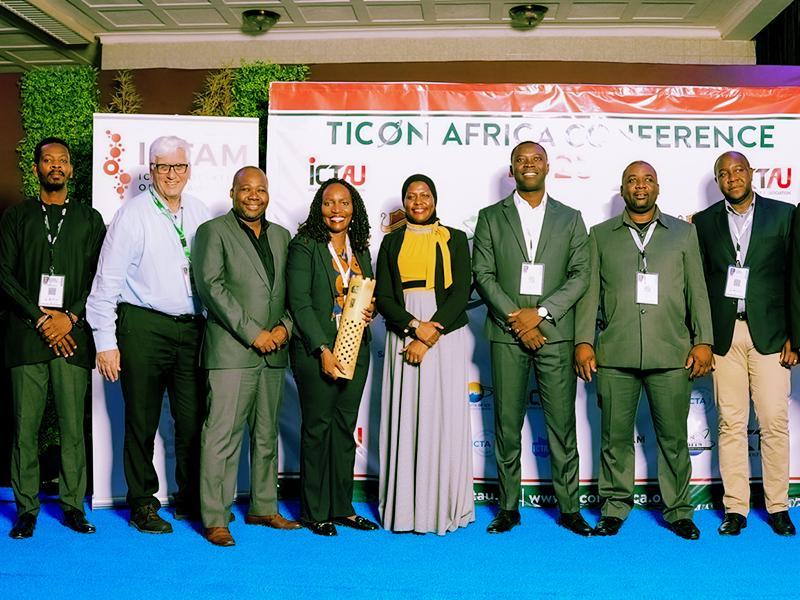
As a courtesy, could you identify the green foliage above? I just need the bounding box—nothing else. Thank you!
[191,66,235,117]
[17,66,99,202]
[105,70,143,114]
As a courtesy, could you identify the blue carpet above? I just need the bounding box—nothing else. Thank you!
[0,499,798,599]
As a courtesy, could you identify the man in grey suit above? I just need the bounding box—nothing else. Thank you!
[193,166,301,546]
[473,141,592,535]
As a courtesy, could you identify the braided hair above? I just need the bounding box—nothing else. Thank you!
[296,178,371,252]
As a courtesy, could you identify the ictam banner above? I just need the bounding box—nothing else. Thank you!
[91,113,259,507]
[266,82,800,504]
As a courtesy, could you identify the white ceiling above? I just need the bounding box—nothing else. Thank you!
[0,0,793,72]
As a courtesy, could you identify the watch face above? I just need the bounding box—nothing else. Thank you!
[538,307,548,318]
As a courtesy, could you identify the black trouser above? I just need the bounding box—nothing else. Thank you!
[117,303,205,511]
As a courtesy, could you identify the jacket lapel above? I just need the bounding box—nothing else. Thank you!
[223,211,269,288]
[743,194,764,266]
[714,202,737,264]
[501,194,529,260]
[533,197,554,262]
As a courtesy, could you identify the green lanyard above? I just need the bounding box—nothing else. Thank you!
[149,186,191,262]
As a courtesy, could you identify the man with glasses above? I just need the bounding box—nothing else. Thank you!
[87,136,211,533]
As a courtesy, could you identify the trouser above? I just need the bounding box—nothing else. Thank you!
[713,319,790,515]
[292,342,369,523]
[490,341,581,513]
[11,359,88,516]
[200,363,285,528]
[117,303,205,511]
[596,366,694,523]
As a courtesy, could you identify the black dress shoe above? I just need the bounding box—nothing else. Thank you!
[768,511,796,536]
[9,513,36,539]
[668,518,700,540]
[129,505,173,534]
[593,516,623,536]
[306,521,337,536]
[333,515,379,531]
[63,509,96,534]
[718,513,747,536]
[557,512,594,537]
[486,509,521,534]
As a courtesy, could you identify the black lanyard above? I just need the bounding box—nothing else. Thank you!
[40,199,69,275]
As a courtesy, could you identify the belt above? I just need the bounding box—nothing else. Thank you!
[736,312,748,321]
[401,280,427,290]
[120,302,202,323]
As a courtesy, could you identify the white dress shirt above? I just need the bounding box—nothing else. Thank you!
[514,190,548,261]
[86,187,212,352]
[725,196,755,313]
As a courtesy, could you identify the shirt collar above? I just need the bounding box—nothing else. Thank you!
[234,211,268,234]
[513,190,548,212]
[724,195,756,218]
[614,206,666,230]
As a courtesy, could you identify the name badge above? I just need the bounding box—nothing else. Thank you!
[636,272,659,305]
[182,264,193,297]
[520,262,545,296]
[724,265,749,300]
[38,274,65,308]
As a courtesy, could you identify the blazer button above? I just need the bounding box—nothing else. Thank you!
[640,309,646,314]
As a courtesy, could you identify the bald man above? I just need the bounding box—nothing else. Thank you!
[193,166,300,546]
[575,161,713,540]
[694,151,796,537]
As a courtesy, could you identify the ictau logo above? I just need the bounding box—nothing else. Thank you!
[308,157,366,186]
[754,167,791,190]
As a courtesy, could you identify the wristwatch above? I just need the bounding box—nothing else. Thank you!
[406,319,421,337]
[537,306,554,322]
[316,344,330,356]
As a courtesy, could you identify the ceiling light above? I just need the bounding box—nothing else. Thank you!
[508,4,549,29]
[241,9,280,34]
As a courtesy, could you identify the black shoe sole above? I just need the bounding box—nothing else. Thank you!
[128,521,173,534]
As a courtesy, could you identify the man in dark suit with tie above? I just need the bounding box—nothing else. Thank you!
[193,166,301,546]
[473,141,592,535]
[693,151,797,537]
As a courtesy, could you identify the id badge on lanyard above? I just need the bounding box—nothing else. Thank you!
[38,274,65,308]
[630,222,658,305]
[724,266,749,299]
[519,263,545,295]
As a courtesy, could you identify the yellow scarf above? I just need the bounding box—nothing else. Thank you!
[397,221,452,289]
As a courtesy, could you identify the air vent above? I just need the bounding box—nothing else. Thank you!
[0,1,90,45]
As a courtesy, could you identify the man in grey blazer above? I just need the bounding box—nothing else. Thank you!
[193,166,301,546]
[473,141,592,535]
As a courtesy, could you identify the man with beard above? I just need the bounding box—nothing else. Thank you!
[0,137,105,538]
[574,161,713,540]
[694,151,797,536]
[87,136,211,533]
[473,141,592,535]
[192,166,300,546]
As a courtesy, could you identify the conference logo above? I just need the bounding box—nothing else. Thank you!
[381,208,407,233]
[468,382,493,409]
[101,129,133,201]
[308,156,366,186]
[753,167,792,196]
[532,436,550,459]
[473,430,495,457]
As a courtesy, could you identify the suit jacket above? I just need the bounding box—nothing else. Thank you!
[286,234,373,356]
[694,194,793,356]
[193,210,292,369]
[792,205,800,348]
[472,193,590,344]
[575,207,713,370]
[375,224,471,337]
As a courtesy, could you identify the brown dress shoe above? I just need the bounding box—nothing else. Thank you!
[204,527,235,547]
[245,513,302,530]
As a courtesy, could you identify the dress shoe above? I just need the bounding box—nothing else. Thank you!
[305,521,337,536]
[204,527,235,547]
[63,509,96,534]
[333,515,379,531]
[593,516,623,536]
[768,511,796,536]
[129,505,173,534]
[486,509,521,534]
[718,513,747,536]
[557,512,594,536]
[245,513,302,530]
[668,518,700,540]
[9,513,36,539]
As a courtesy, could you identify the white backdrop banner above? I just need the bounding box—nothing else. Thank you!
[265,82,800,507]
[91,113,259,507]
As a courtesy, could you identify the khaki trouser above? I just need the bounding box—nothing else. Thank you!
[713,319,790,515]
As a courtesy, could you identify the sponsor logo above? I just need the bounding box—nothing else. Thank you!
[634,433,646,445]
[688,428,715,456]
[473,430,495,457]
[468,382,493,409]
[308,156,366,186]
[380,208,407,233]
[690,386,713,413]
[748,427,761,457]
[532,435,550,458]
[101,130,132,201]
[527,388,542,409]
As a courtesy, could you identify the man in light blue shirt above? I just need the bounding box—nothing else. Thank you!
[87,135,211,533]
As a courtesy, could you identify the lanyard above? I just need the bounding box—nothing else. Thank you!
[728,210,754,267]
[40,199,69,275]
[628,221,656,273]
[328,236,353,290]
[149,186,191,262]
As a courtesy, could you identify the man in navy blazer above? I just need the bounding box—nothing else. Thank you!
[693,151,797,537]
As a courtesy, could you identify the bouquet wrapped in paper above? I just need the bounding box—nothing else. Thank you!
[333,275,375,380]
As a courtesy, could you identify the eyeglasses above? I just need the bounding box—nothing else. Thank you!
[151,163,189,174]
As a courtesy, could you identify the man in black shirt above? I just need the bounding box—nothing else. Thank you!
[0,137,105,538]
[192,166,298,546]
